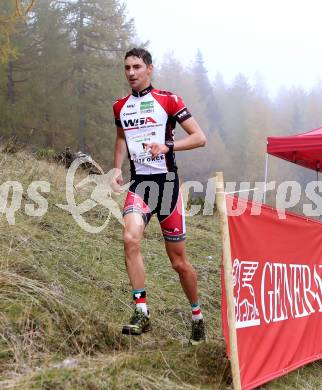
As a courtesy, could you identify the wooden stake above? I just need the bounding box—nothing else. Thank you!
[215,171,242,390]
[179,180,191,212]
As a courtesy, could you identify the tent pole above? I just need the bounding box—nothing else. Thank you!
[264,153,269,204]
[317,169,321,221]
[316,161,319,182]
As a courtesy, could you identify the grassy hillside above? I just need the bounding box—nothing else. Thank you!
[0,149,321,389]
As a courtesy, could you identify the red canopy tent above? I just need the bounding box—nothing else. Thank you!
[267,126,322,172]
[264,126,322,203]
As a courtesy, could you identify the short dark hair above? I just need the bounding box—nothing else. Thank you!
[125,48,152,65]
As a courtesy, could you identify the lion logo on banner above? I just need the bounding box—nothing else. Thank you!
[232,258,261,328]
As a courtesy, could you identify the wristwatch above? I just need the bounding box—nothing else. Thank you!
[165,140,174,153]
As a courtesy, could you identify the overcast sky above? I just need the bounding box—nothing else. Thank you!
[125,0,322,96]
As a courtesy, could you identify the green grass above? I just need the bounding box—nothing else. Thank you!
[0,150,321,389]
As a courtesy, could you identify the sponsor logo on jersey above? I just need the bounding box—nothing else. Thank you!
[134,154,165,163]
[123,111,137,116]
[127,103,135,108]
[140,100,154,113]
[123,117,157,128]
[163,227,180,233]
[177,108,189,120]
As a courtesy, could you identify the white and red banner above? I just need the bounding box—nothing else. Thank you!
[222,195,322,389]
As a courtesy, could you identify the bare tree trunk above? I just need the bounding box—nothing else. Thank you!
[7,61,15,105]
[77,0,85,151]
[44,111,54,146]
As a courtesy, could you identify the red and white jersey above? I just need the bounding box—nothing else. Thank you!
[113,85,191,176]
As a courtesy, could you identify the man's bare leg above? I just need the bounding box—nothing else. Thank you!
[164,240,199,303]
[122,212,151,335]
[123,212,145,289]
[165,240,205,344]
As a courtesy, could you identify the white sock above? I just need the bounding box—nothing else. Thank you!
[191,304,203,321]
[136,302,148,316]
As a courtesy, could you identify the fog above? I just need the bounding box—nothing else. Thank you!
[126,0,322,96]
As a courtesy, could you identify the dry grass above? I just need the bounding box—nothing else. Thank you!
[0,150,321,389]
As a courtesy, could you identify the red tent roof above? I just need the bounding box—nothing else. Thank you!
[267,126,322,172]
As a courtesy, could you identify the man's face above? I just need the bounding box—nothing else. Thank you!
[124,56,153,92]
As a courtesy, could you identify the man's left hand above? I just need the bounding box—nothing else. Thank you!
[144,143,169,158]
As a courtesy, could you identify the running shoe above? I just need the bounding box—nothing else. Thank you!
[189,319,206,345]
[122,307,151,335]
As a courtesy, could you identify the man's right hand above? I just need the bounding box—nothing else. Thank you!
[111,170,123,194]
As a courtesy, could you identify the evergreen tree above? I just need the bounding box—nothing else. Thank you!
[63,0,133,161]
[0,0,16,63]
[0,0,35,63]
[0,1,36,138]
[25,0,72,146]
[193,49,221,136]
[0,0,134,166]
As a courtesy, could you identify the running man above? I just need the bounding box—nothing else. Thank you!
[113,48,207,344]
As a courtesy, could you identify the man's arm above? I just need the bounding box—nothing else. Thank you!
[146,117,206,158]
[173,117,206,151]
[113,126,127,185]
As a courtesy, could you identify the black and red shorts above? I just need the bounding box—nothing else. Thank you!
[123,172,186,242]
